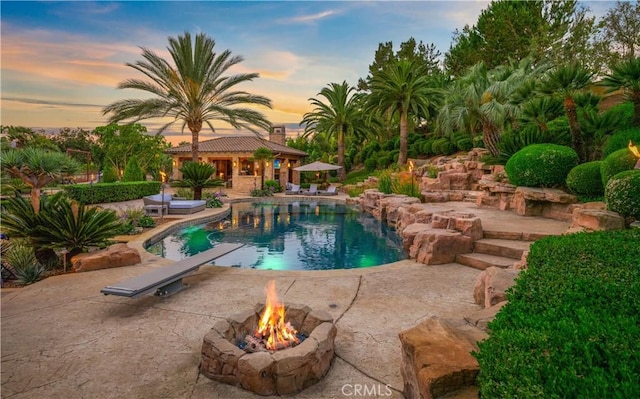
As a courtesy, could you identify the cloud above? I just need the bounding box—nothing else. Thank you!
[284,10,337,24]
[2,97,104,108]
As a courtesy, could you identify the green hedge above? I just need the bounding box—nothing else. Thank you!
[605,169,640,221]
[63,181,162,204]
[601,148,638,187]
[505,144,578,187]
[602,127,640,158]
[565,161,604,196]
[475,229,640,398]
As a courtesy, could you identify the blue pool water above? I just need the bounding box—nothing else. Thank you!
[145,199,406,270]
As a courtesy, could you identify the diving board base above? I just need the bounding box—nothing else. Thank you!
[101,243,244,298]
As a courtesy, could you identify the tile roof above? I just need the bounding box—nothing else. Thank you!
[165,136,307,157]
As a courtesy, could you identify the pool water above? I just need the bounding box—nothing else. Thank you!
[145,200,406,270]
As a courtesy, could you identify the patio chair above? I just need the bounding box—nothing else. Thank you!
[318,185,338,196]
[285,184,301,195]
[303,184,318,195]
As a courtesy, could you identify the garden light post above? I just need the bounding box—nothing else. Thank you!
[61,249,68,273]
[629,141,640,169]
[161,183,166,223]
[89,181,94,205]
[408,160,415,197]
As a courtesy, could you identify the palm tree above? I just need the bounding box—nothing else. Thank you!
[103,32,273,161]
[170,161,224,200]
[438,61,541,157]
[252,147,274,190]
[600,56,640,127]
[367,59,438,165]
[1,148,81,212]
[538,64,594,162]
[301,81,368,180]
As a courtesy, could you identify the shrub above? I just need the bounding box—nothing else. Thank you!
[250,188,273,197]
[505,144,579,187]
[364,158,377,172]
[137,215,156,228]
[605,169,640,221]
[174,188,193,199]
[377,171,393,194]
[431,137,455,155]
[1,192,122,256]
[63,181,161,203]
[566,161,604,196]
[102,164,119,183]
[345,185,365,197]
[264,180,283,193]
[602,127,640,158]
[475,229,640,398]
[5,240,46,285]
[376,154,392,169]
[203,192,224,208]
[600,148,637,186]
[122,155,145,182]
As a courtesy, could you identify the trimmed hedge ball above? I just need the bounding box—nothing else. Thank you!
[505,144,579,187]
[566,161,604,196]
[605,169,640,220]
[601,148,637,187]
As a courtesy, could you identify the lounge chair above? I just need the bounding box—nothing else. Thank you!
[143,194,206,215]
[285,184,301,195]
[303,184,318,195]
[318,186,338,196]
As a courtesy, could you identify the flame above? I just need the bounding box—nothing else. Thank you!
[254,280,299,351]
[629,141,640,159]
[160,171,167,183]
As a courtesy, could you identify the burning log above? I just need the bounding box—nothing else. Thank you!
[244,335,268,353]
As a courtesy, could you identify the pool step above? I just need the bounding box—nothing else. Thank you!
[455,238,533,270]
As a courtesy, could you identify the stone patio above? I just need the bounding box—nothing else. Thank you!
[1,198,570,399]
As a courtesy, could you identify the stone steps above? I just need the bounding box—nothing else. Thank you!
[455,252,516,270]
[456,237,533,270]
[473,238,532,260]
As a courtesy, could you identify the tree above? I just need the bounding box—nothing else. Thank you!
[121,155,145,182]
[171,162,224,200]
[0,126,58,151]
[93,123,168,180]
[301,81,367,180]
[358,37,443,91]
[1,148,81,212]
[596,1,640,63]
[437,61,539,157]
[103,31,272,161]
[538,63,594,162]
[600,56,640,128]
[444,1,599,76]
[252,147,274,190]
[367,59,438,165]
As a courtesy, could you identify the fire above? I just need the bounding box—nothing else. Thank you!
[629,140,640,159]
[254,280,300,351]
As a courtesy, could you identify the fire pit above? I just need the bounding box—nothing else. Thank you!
[200,281,337,395]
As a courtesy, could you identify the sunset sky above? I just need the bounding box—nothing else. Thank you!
[1,1,612,144]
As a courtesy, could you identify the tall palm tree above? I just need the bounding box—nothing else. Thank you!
[252,147,274,190]
[103,32,273,161]
[600,56,640,127]
[301,81,368,180]
[367,60,438,165]
[1,148,81,212]
[538,63,594,162]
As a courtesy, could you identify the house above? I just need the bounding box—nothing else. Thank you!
[165,126,307,192]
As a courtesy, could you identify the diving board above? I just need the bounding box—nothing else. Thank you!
[100,243,244,298]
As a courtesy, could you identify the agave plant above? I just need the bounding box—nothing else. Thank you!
[4,240,46,285]
[1,192,123,259]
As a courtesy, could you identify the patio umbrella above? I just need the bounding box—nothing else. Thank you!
[293,161,342,172]
[294,161,342,184]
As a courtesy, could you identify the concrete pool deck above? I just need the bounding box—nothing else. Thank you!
[1,198,570,399]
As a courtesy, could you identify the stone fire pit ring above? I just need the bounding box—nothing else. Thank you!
[200,303,337,396]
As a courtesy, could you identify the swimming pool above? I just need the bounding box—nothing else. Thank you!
[145,199,406,270]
